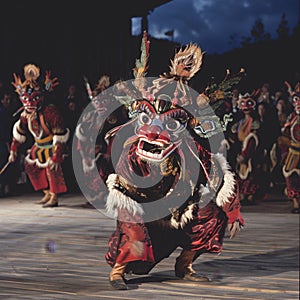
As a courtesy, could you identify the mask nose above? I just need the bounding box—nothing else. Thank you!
[143,125,170,142]
[144,125,161,141]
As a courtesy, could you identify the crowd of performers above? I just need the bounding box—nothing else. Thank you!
[223,82,300,214]
[0,32,299,290]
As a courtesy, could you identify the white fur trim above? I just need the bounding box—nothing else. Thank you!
[170,203,195,229]
[212,153,236,207]
[198,183,215,205]
[220,139,230,150]
[53,129,70,144]
[12,121,26,143]
[242,132,259,151]
[105,174,144,218]
[82,159,96,173]
[282,165,300,177]
[171,154,236,227]
[75,124,87,142]
[25,154,50,168]
[238,159,252,180]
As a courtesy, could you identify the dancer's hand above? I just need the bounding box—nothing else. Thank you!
[8,151,17,163]
[49,159,59,171]
[236,154,244,163]
[82,158,95,173]
[227,220,241,239]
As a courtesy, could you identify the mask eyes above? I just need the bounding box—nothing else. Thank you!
[239,98,255,109]
[93,99,100,105]
[21,96,29,102]
[21,93,42,103]
[293,96,299,103]
[138,112,152,125]
[165,118,181,131]
[93,97,107,105]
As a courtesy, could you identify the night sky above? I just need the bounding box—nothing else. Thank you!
[132,0,299,54]
[0,0,298,91]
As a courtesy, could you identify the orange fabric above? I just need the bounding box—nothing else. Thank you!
[39,113,51,136]
[238,117,252,142]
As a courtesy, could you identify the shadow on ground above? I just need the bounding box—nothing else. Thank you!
[126,246,299,287]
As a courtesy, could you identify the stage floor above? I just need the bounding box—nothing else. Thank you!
[0,192,299,299]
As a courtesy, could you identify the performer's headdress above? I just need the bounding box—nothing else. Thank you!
[285,81,300,114]
[237,90,258,113]
[133,31,150,79]
[148,43,203,106]
[83,75,111,115]
[285,81,300,97]
[197,69,246,108]
[116,34,246,139]
[12,63,58,113]
[93,75,110,97]
[84,75,110,100]
[191,68,246,137]
[143,42,245,110]
[112,31,151,118]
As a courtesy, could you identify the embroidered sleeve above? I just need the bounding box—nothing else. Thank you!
[10,117,28,152]
[43,105,69,163]
[222,185,245,226]
[241,133,258,159]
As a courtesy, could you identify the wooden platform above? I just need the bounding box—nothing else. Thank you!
[0,192,299,299]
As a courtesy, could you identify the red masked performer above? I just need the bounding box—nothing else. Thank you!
[281,82,300,213]
[229,93,263,204]
[74,32,149,205]
[75,75,129,205]
[8,64,69,207]
[101,42,244,290]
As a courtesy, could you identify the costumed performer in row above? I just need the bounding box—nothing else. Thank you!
[91,34,245,290]
[281,82,300,213]
[8,64,69,207]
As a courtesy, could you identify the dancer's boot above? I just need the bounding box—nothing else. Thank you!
[291,198,300,214]
[43,192,58,208]
[109,263,128,290]
[36,190,51,204]
[175,249,209,282]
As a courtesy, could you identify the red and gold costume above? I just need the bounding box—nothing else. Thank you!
[89,37,245,290]
[228,93,263,203]
[281,82,300,213]
[9,64,69,207]
[105,101,244,269]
